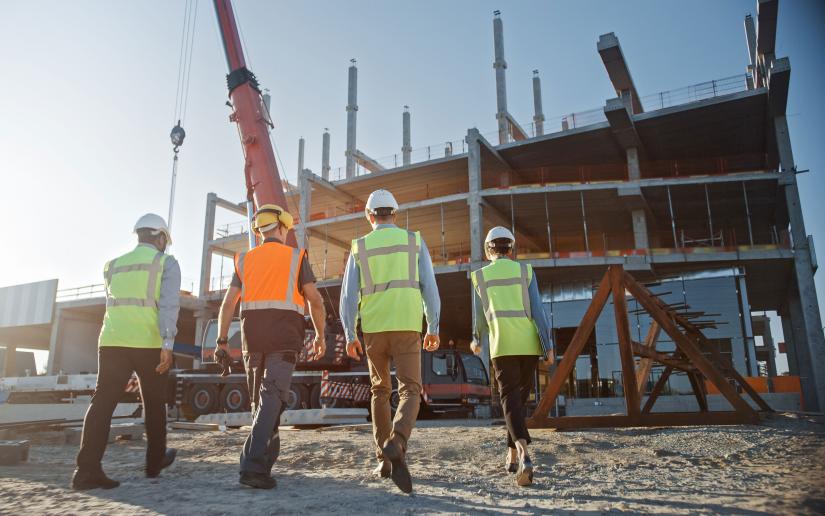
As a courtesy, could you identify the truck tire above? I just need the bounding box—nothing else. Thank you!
[309,383,322,409]
[287,384,309,410]
[182,383,219,419]
[219,384,249,412]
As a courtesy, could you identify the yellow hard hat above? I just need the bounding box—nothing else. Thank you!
[252,204,294,232]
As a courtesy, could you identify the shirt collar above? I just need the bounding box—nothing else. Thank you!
[374,223,398,230]
[263,237,283,244]
[137,243,160,252]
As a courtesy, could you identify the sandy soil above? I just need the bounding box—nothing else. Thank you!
[1,413,824,515]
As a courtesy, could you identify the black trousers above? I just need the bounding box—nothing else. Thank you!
[76,347,168,473]
[492,355,539,449]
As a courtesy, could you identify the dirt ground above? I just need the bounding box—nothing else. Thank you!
[1,413,824,515]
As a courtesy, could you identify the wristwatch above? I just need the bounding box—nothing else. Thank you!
[217,337,228,346]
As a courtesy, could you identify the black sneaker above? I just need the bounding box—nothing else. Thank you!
[71,469,120,490]
[239,472,277,489]
[381,437,412,494]
[146,448,177,478]
[507,462,518,474]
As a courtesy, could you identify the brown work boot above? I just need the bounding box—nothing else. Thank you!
[372,459,391,478]
[381,435,412,494]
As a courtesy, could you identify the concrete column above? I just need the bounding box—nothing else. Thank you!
[780,312,800,376]
[762,319,778,378]
[321,129,331,180]
[532,70,544,136]
[738,274,759,377]
[402,106,412,166]
[775,113,825,410]
[2,344,16,377]
[626,148,649,249]
[297,137,305,177]
[297,168,311,248]
[200,193,218,297]
[744,14,757,87]
[493,11,508,145]
[345,60,358,179]
[786,284,817,409]
[466,128,484,263]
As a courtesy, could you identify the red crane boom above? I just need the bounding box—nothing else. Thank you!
[212,0,296,246]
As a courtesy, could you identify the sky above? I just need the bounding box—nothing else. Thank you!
[1,1,823,372]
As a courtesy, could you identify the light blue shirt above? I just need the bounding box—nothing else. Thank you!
[137,243,180,351]
[472,258,553,356]
[339,224,440,342]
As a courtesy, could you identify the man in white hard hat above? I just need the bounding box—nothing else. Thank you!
[470,226,553,487]
[72,213,180,490]
[339,189,441,494]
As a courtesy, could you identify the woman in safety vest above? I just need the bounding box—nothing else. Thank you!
[471,226,553,487]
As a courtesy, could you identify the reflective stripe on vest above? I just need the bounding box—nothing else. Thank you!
[236,245,305,315]
[473,262,531,322]
[104,252,164,309]
[356,231,419,296]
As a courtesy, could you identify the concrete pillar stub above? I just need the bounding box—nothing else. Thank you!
[493,13,509,144]
[297,168,311,248]
[2,344,16,377]
[402,107,411,166]
[321,130,331,180]
[345,62,358,179]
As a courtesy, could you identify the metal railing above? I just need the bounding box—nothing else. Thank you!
[325,73,750,181]
[56,284,105,300]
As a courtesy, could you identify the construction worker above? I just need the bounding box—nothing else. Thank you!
[340,189,441,494]
[471,226,553,487]
[72,214,180,490]
[216,204,326,490]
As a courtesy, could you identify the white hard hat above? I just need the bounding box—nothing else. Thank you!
[485,226,515,245]
[365,189,399,216]
[134,213,172,244]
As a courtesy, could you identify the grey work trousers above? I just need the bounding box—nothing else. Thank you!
[240,351,295,475]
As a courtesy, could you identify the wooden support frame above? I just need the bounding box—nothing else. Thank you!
[528,265,770,430]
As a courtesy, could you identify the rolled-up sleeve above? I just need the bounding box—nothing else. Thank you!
[339,253,361,342]
[418,239,440,335]
[529,275,553,354]
[158,255,181,350]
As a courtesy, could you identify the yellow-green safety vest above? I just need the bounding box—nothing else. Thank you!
[353,227,424,333]
[471,258,542,358]
[98,245,168,348]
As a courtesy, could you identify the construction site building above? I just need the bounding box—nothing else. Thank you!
[199,1,823,410]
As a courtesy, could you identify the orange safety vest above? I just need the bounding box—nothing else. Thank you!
[234,241,306,315]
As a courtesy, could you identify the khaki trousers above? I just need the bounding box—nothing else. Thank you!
[364,331,422,459]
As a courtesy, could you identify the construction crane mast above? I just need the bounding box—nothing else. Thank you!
[212,0,295,246]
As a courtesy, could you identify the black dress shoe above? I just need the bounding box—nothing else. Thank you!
[146,448,177,478]
[239,472,277,489]
[71,469,120,490]
[381,438,412,494]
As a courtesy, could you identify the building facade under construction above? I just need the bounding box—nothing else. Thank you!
[2,1,821,414]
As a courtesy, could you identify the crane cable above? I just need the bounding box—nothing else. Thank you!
[168,0,199,233]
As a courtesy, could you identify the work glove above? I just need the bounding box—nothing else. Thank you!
[214,346,232,377]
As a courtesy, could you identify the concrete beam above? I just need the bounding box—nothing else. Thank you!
[505,112,528,141]
[757,0,778,56]
[213,195,247,216]
[477,132,513,170]
[605,97,641,149]
[597,33,643,114]
[306,171,362,205]
[480,170,780,197]
[768,57,790,116]
[308,230,351,251]
[304,192,470,229]
[352,149,386,173]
